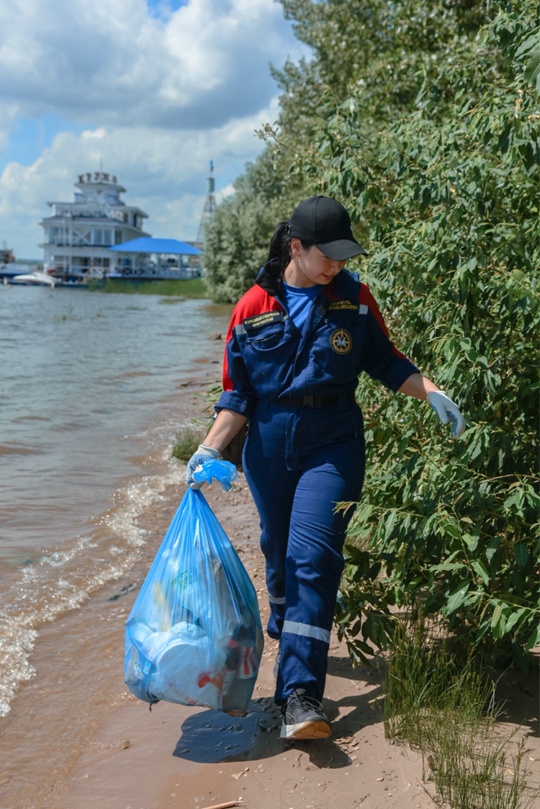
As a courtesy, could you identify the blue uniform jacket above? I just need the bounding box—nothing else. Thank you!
[216,264,419,420]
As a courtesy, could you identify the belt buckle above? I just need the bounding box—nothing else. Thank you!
[303,395,316,407]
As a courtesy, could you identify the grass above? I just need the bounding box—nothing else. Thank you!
[171,421,211,462]
[98,278,209,297]
[382,614,538,809]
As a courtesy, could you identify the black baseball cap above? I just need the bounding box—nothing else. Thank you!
[289,195,367,260]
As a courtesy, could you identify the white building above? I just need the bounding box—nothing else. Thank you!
[40,172,150,281]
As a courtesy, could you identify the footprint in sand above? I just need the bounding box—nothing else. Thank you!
[330,791,371,808]
[279,777,324,808]
[280,778,370,808]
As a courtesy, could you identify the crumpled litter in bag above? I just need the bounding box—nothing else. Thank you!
[124,460,264,716]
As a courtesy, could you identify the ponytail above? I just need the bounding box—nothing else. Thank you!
[265,220,312,278]
[266,221,292,276]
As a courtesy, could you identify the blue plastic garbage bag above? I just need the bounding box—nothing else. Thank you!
[124,460,264,716]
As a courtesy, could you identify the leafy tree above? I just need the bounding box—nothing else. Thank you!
[204,149,305,302]
[315,1,540,665]
[275,0,491,157]
[206,1,496,304]
[203,193,267,304]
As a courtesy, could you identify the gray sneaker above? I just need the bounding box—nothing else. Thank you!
[280,689,332,740]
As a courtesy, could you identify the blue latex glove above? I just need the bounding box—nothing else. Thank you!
[427,391,466,439]
[186,444,222,489]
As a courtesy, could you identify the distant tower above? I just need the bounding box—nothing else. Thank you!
[196,161,217,245]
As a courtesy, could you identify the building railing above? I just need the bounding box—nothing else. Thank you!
[45,239,114,247]
[51,206,126,223]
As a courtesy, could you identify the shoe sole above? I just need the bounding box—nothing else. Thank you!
[280,719,332,740]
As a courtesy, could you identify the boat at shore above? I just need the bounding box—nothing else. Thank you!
[10,270,56,287]
[1,246,101,289]
[0,247,39,283]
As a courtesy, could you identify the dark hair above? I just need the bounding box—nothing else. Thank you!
[266,220,312,277]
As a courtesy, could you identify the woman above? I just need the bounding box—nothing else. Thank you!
[186,195,465,740]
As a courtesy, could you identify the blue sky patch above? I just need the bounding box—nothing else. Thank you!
[1,115,90,172]
[146,0,187,18]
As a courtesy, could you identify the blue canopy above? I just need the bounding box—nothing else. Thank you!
[109,237,201,255]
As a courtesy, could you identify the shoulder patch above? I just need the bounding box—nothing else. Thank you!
[328,301,359,311]
[242,311,285,331]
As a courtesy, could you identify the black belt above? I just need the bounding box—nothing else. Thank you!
[274,392,356,408]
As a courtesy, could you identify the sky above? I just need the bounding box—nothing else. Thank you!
[0,0,309,259]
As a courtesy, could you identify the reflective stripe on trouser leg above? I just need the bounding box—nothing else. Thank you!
[245,411,365,703]
[267,591,287,639]
[276,454,360,703]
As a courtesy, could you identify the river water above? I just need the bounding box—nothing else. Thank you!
[0,284,231,719]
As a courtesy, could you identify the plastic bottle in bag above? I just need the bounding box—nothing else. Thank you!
[221,625,261,716]
[147,621,226,708]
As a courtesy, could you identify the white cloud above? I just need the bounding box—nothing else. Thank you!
[0,0,294,129]
[0,96,282,257]
[0,0,308,258]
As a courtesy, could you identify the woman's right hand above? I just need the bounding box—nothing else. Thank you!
[185,444,222,489]
[426,391,467,438]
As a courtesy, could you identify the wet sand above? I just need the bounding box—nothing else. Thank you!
[1,362,538,809]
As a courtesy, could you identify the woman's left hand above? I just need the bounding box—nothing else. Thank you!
[427,391,467,439]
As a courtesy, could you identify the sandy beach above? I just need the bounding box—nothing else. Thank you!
[1,360,538,809]
[31,482,439,809]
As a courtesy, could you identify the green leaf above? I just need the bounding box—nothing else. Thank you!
[445,585,470,615]
[525,624,540,651]
[515,34,539,59]
[441,516,462,540]
[514,541,529,568]
[484,538,501,565]
[463,532,479,553]
[491,602,505,635]
[471,559,490,587]
[430,561,467,573]
[524,50,540,90]
[504,608,526,634]
[384,510,397,538]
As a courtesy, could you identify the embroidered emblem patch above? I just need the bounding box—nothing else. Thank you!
[330,329,352,354]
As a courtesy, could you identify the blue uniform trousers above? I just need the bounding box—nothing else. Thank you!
[243,398,365,703]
